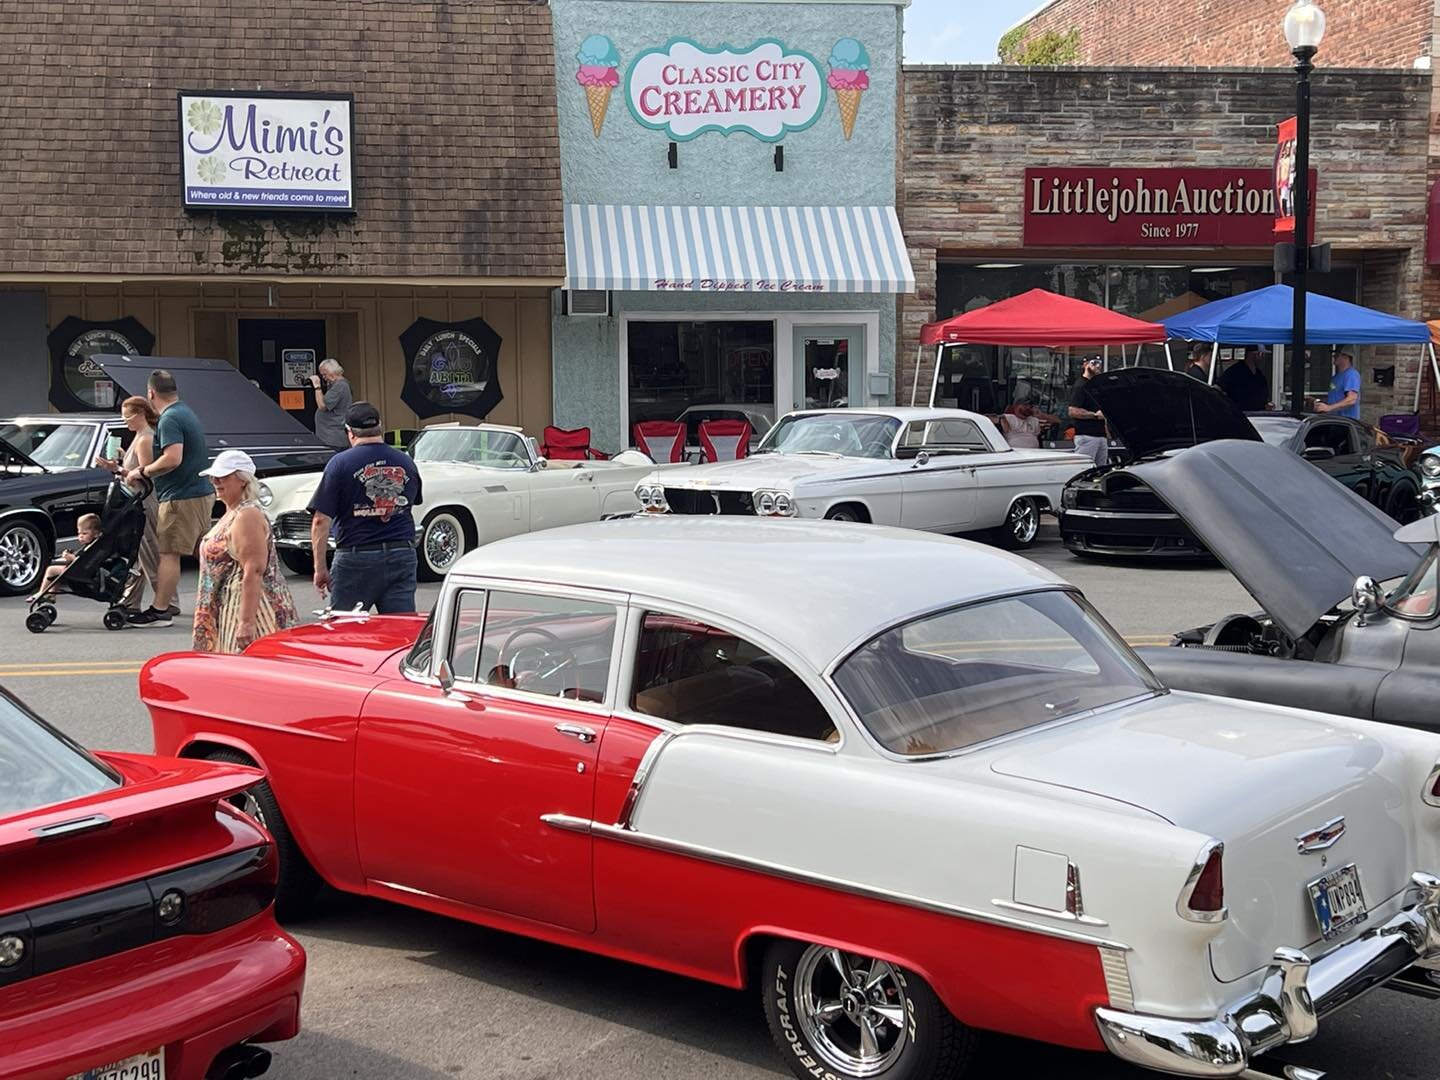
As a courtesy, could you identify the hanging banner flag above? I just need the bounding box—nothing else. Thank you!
[1274,116,1299,235]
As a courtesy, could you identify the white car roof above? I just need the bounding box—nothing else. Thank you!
[785,407,989,423]
[451,517,1066,670]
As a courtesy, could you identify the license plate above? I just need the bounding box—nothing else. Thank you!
[1307,863,1368,940]
[67,1049,164,1080]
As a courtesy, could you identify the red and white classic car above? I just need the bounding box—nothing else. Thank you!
[142,517,1440,1080]
[0,687,304,1080]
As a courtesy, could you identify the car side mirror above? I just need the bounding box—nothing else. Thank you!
[437,658,456,694]
[534,457,549,470]
[1303,446,1336,461]
[913,451,931,467]
[1351,575,1383,626]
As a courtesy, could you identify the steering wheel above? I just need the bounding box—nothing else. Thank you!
[499,626,578,693]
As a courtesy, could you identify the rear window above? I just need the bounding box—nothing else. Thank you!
[0,693,120,817]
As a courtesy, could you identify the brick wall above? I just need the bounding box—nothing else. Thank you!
[0,0,564,280]
[1011,0,1431,69]
[898,66,1432,419]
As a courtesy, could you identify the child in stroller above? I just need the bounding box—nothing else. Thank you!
[26,479,151,633]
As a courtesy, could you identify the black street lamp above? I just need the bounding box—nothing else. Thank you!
[1284,0,1326,414]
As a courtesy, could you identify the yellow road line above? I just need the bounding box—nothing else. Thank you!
[0,667,142,678]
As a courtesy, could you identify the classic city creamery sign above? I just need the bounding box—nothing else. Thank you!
[1022,167,1315,247]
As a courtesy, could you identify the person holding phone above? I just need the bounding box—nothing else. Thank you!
[1067,358,1109,467]
[310,358,352,450]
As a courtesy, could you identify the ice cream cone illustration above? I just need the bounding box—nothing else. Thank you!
[827,38,871,141]
[576,34,621,137]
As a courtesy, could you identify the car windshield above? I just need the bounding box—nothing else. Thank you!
[757,414,900,459]
[0,692,120,817]
[833,590,1163,757]
[1388,545,1439,620]
[0,422,94,469]
[410,428,530,469]
[1248,417,1300,447]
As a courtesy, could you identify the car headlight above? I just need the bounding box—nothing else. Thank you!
[1422,456,1440,478]
[773,492,794,516]
[1061,485,1078,509]
[756,491,776,516]
[257,482,274,508]
[753,489,795,517]
[636,484,668,512]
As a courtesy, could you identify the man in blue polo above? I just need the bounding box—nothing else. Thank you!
[1314,349,1361,419]
[308,402,422,613]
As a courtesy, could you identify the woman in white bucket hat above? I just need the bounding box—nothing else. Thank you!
[193,450,298,653]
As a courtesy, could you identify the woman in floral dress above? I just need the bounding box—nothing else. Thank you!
[192,450,298,654]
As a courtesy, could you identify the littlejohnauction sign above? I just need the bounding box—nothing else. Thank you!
[626,39,825,142]
[1022,167,1314,247]
[179,92,354,211]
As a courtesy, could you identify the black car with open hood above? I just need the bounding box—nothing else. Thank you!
[1057,367,1421,559]
[90,354,334,477]
[1129,440,1440,734]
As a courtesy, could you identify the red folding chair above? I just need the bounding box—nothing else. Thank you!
[540,425,610,460]
[633,420,686,463]
[699,419,752,462]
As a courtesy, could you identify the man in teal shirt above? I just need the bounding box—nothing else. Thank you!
[124,369,213,626]
[1314,350,1361,420]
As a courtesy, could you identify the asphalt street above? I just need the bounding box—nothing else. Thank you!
[3,529,1433,1080]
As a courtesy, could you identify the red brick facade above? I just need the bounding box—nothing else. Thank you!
[1011,0,1432,70]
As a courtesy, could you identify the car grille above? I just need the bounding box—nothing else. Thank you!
[273,511,313,544]
[663,489,754,515]
[1072,486,1168,513]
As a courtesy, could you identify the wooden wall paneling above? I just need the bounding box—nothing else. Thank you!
[193,311,229,363]
[378,296,418,429]
[482,297,519,428]
[517,295,553,436]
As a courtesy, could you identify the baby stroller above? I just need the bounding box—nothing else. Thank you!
[26,478,150,633]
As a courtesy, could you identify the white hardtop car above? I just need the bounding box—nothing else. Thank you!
[409,515,1440,1080]
[260,421,684,580]
[634,407,1090,548]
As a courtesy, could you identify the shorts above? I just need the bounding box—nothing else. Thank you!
[157,495,214,556]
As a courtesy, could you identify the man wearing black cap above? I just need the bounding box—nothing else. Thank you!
[306,401,423,613]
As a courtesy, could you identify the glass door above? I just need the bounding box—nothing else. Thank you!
[791,325,865,412]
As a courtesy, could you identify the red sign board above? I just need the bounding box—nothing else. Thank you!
[1022,167,1315,247]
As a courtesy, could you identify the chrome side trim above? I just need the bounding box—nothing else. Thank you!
[1295,816,1346,854]
[1176,839,1228,924]
[616,730,674,830]
[31,813,110,839]
[1098,946,1135,1012]
[542,813,1131,950]
[989,898,1109,928]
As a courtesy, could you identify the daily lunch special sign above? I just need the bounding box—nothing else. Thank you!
[178,92,354,212]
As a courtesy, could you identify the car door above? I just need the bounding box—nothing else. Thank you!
[353,585,623,932]
[896,420,978,532]
[525,462,604,531]
[1300,419,1372,502]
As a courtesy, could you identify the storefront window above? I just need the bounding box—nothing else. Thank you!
[627,321,774,428]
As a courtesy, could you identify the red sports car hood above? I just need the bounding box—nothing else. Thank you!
[241,614,428,673]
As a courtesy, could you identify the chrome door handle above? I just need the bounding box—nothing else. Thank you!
[555,722,597,743]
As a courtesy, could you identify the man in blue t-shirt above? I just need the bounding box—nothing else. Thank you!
[1314,350,1361,420]
[308,402,423,614]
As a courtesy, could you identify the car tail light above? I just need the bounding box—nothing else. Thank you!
[152,845,277,938]
[1424,763,1440,807]
[1178,840,1227,923]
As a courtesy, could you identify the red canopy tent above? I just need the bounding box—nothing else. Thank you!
[914,289,1167,404]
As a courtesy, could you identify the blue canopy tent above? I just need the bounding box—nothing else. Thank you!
[1161,284,1437,411]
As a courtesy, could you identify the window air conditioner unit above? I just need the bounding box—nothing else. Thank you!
[565,289,610,317]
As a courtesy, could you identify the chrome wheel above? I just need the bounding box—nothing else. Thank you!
[1006,498,1039,545]
[795,945,909,1077]
[0,523,44,592]
[422,513,464,577]
[230,789,268,829]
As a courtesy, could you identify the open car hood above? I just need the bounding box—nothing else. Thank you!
[0,432,44,471]
[91,354,334,475]
[1130,440,1425,640]
[1084,367,1261,459]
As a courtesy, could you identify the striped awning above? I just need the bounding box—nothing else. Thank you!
[564,204,915,294]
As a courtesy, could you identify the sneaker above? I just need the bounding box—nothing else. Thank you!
[165,604,181,617]
[127,607,173,627]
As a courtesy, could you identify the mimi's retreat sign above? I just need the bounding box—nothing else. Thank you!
[179,92,355,212]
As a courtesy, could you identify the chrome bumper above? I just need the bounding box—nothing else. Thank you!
[1096,872,1440,1077]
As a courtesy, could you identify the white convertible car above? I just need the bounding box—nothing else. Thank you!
[634,407,1090,547]
[260,423,677,579]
